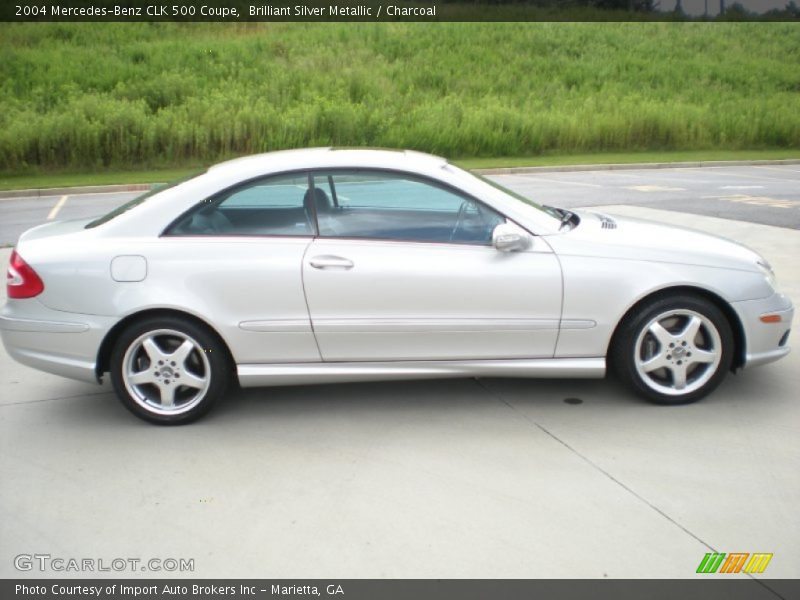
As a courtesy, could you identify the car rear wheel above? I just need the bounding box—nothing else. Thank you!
[110,317,229,424]
[612,294,734,404]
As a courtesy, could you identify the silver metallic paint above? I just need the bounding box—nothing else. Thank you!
[0,149,793,392]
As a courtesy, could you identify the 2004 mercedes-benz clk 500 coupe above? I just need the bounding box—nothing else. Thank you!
[1,149,794,424]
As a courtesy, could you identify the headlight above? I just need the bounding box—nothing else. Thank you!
[757,259,777,289]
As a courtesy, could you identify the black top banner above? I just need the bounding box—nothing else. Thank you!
[2,0,799,22]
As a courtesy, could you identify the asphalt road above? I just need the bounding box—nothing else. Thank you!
[0,166,798,583]
[1,165,799,246]
[491,164,800,229]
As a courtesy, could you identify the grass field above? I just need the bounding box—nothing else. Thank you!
[1,22,799,174]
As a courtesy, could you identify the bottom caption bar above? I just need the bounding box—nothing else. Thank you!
[5,579,799,600]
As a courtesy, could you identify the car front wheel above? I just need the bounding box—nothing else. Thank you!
[613,295,734,404]
[110,317,229,424]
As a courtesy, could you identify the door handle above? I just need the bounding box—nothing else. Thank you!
[309,255,354,270]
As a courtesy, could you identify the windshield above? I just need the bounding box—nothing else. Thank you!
[445,164,563,220]
[85,171,206,228]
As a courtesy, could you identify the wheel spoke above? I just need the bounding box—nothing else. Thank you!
[691,348,717,364]
[648,321,675,346]
[671,364,688,390]
[180,371,207,390]
[170,339,196,367]
[128,370,155,386]
[680,315,703,343]
[158,383,176,407]
[141,336,163,363]
[640,354,669,373]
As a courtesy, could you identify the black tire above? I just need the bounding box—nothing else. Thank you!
[611,294,734,405]
[110,316,230,424]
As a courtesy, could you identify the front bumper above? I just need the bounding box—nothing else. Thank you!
[731,292,794,369]
[0,300,114,383]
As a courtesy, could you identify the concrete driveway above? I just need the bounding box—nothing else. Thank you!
[0,192,797,584]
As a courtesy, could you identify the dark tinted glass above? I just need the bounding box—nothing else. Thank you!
[168,173,314,236]
[311,171,504,245]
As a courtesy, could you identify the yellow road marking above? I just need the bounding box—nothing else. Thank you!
[754,165,800,174]
[704,194,799,209]
[47,195,69,220]
[698,169,795,183]
[516,175,602,188]
[625,185,686,192]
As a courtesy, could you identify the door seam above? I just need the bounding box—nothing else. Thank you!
[300,239,325,361]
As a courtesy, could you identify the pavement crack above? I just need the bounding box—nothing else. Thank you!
[473,377,786,599]
[0,390,112,407]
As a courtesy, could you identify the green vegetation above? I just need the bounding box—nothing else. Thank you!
[1,22,798,174]
[457,149,800,169]
[0,167,200,191]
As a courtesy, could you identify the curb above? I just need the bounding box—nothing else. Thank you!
[1,158,799,197]
[0,183,157,200]
[473,158,800,175]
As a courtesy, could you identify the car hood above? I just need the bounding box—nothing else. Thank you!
[545,209,763,273]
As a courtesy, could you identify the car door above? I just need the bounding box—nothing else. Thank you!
[301,170,563,362]
[161,171,321,364]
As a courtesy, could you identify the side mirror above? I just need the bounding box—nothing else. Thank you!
[492,222,531,252]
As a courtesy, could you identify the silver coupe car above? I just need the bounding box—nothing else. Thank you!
[1,149,793,424]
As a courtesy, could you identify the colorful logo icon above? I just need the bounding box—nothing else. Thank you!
[696,552,773,574]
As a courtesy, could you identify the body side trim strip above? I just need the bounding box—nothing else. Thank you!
[239,319,313,333]
[559,319,597,330]
[237,357,604,387]
[310,318,560,333]
[0,315,89,333]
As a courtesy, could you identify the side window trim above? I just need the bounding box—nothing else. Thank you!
[305,171,320,236]
[328,175,339,208]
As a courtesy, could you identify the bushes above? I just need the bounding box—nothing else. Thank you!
[0,21,798,171]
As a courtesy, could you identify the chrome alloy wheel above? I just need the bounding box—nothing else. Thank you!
[122,329,211,415]
[634,309,722,396]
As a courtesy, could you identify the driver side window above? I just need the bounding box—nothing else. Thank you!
[310,171,504,244]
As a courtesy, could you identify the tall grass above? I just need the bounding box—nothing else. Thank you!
[0,22,798,171]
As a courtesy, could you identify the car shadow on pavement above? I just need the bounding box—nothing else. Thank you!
[38,362,788,429]
[210,376,638,423]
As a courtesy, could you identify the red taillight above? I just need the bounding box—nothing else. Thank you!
[7,250,44,299]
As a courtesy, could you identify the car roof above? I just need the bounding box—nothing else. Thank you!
[206,147,449,179]
[93,147,563,236]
